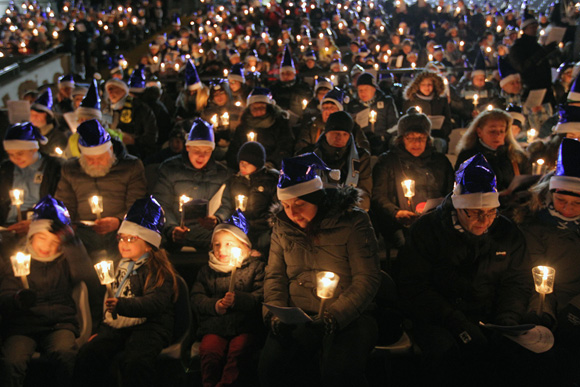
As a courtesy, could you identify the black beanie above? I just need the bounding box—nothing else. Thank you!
[397,107,431,137]
[325,111,354,133]
[356,72,376,88]
[237,141,266,169]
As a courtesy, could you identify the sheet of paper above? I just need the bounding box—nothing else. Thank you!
[209,184,226,215]
[263,303,313,324]
[355,108,370,129]
[524,89,547,108]
[428,115,445,130]
[544,26,566,45]
[395,55,404,68]
[7,100,30,124]
[63,111,79,133]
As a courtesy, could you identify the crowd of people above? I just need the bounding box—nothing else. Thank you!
[2,0,580,385]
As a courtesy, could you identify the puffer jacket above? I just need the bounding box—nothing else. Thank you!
[191,257,265,338]
[263,187,381,330]
[397,195,533,327]
[55,139,146,222]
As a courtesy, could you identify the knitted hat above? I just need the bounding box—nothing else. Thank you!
[521,11,538,29]
[314,77,333,93]
[77,79,102,120]
[58,74,75,89]
[357,72,376,88]
[304,47,317,61]
[554,105,580,134]
[3,122,47,150]
[28,195,71,238]
[397,107,431,137]
[550,138,580,194]
[451,153,500,209]
[325,111,353,133]
[228,63,245,83]
[186,118,215,149]
[506,104,525,128]
[212,209,251,248]
[31,88,54,117]
[247,87,274,106]
[77,119,112,155]
[128,65,146,93]
[185,59,202,91]
[321,87,348,111]
[280,45,295,73]
[105,78,129,95]
[237,141,265,169]
[277,153,339,201]
[118,196,165,248]
[498,56,520,88]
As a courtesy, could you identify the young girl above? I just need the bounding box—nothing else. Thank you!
[191,210,265,387]
[0,195,98,387]
[73,195,179,387]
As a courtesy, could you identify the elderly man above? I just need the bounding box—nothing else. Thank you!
[55,119,146,261]
[397,153,534,385]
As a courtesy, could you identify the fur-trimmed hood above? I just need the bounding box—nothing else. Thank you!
[403,71,446,101]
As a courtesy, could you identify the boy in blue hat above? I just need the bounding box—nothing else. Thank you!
[29,88,70,157]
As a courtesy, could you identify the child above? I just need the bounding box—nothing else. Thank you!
[225,141,279,258]
[191,210,265,387]
[73,196,178,387]
[0,195,98,387]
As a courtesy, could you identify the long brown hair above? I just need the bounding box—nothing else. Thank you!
[144,247,179,302]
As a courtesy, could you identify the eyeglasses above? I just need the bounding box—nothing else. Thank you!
[462,209,498,222]
[484,130,506,137]
[117,235,140,243]
[404,135,428,143]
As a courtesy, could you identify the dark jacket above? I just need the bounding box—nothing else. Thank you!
[0,154,62,225]
[294,115,371,155]
[398,196,532,327]
[402,96,453,141]
[191,257,265,338]
[264,187,381,329]
[269,79,313,119]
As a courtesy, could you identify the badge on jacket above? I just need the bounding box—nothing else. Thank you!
[377,101,384,109]
[34,172,43,184]
[120,109,132,124]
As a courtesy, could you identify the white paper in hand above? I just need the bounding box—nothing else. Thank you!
[524,89,547,109]
[355,108,370,129]
[263,303,313,324]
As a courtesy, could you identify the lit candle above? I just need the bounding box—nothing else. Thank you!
[179,194,192,227]
[223,69,228,77]
[473,93,479,107]
[210,114,219,128]
[10,189,24,222]
[247,132,257,142]
[302,99,308,110]
[174,63,180,71]
[486,104,493,111]
[532,158,546,175]
[221,112,230,127]
[235,195,247,211]
[411,62,416,69]
[54,147,64,157]
[428,54,433,61]
[316,271,340,317]
[228,247,243,292]
[414,106,422,114]
[532,265,556,314]
[89,195,103,220]
[235,101,242,107]
[250,65,256,72]
[401,179,415,199]
[10,252,31,288]
[369,110,377,132]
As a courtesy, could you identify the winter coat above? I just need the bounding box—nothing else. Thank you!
[152,154,232,249]
[55,140,146,222]
[455,141,529,192]
[264,187,381,330]
[191,257,265,338]
[0,154,62,225]
[38,123,70,157]
[269,79,313,119]
[294,115,371,155]
[372,144,454,218]
[397,196,533,327]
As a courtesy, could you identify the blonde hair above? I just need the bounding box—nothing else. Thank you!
[195,84,210,113]
[212,230,252,258]
[456,109,525,163]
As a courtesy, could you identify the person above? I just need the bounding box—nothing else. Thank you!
[372,108,454,254]
[455,109,528,192]
[0,195,98,387]
[223,141,279,258]
[29,88,69,157]
[153,118,232,252]
[259,153,381,387]
[228,63,251,107]
[144,127,186,166]
[73,195,179,387]
[397,153,535,386]
[191,210,265,387]
[55,119,146,261]
[175,59,210,121]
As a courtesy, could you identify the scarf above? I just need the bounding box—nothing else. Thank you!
[416,93,434,101]
[244,111,276,129]
[538,194,580,236]
[111,95,128,111]
[208,251,235,273]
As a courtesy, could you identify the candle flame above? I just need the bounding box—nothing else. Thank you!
[537,158,545,166]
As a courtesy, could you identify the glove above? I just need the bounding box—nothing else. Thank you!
[15,289,36,309]
[310,311,339,336]
[446,311,488,348]
[522,311,555,330]
[266,313,295,337]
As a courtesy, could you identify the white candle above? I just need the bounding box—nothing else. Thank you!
[302,99,308,110]
[89,195,103,220]
[210,114,218,128]
[316,271,340,299]
[235,195,247,211]
[473,94,479,107]
[401,179,415,199]
[527,128,538,142]
[247,132,257,142]
[228,247,243,292]
[11,252,31,288]
[369,110,377,124]
[221,112,230,127]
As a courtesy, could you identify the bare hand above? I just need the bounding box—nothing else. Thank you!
[396,210,417,226]
[93,217,121,234]
[7,220,31,236]
[105,297,118,313]
[199,215,218,230]
[172,226,190,243]
[222,291,235,308]
[122,132,136,145]
[471,109,479,118]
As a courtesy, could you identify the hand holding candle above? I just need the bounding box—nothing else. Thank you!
[532,158,546,175]
[10,189,24,222]
[228,247,243,292]
[89,195,103,220]
[316,271,340,318]
[11,252,31,289]
[95,260,117,318]
[179,194,192,228]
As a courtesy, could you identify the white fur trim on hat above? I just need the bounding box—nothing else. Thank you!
[280,65,296,73]
[31,103,55,117]
[567,91,580,102]
[76,107,103,120]
[187,82,202,91]
[451,190,500,209]
[549,175,580,194]
[105,78,129,94]
[554,122,580,134]
[320,98,343,111]
[509,112,525,125]
[471,69,485,78]
[521,18,538,30]
[315,80,333,92]
[499,73,520,88]
[59,81,74,89]
[78,141,112,155]
[3,139,40,150]
[228,74,244,83]
[247,95,272,106]
[186,140,216,149]
[118,220,162,248]
[27,219,53,239]
[277,176,323,201]
[213,224,251,248]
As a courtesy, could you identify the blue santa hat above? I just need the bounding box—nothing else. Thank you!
[314,77,334,93]
[554,105,580,134]
[3,122,47,150]
[58,74,75,89]
[277,153,340,201]
[118,196,165,248]
[567,75,580,102]
[451,153,500,209]
[77,79,102,120]
[245,49,258,62]
[247,87,274,106]
[186,117,215,149]
[27,195,72,239]
[228,48,240,60]
[549,138,580,195]
[172,15,181,26]
[212,209,251,248]
[471,50,486,78]
[31,88,54,117]
[358,44,370,58]
[498,56,520,88]
[185,59,202,91]
[304,47,317,61]
[107,54,124,75]
[105,77,129,95]
[77,119,112,155]
[228,63,245,83]
[321,87,349,111]
[521,10,538,29]
[506,104,525,128]
[280,45,295,73]
[128,65,146,93]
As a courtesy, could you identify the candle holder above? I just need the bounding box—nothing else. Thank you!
[9,189,24,222]
[473,94,479,108]
[228,247,243,292]
[527,128,538,143]
[10,252,31,288]
[220,112,230,128]
[369,110,377,133]
[532,266,555,315]
[235,195,247,211]
[401,179,416,211]
[532,159,547,176]
[210,114,219,128]
[179,195,192,228]
[95,260,117,319]
[247,132,257,142]
[302,99,308,110]
[89,195,103,220]
[316,271,340,318]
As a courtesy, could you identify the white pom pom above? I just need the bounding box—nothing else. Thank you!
[329,169,341,181]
